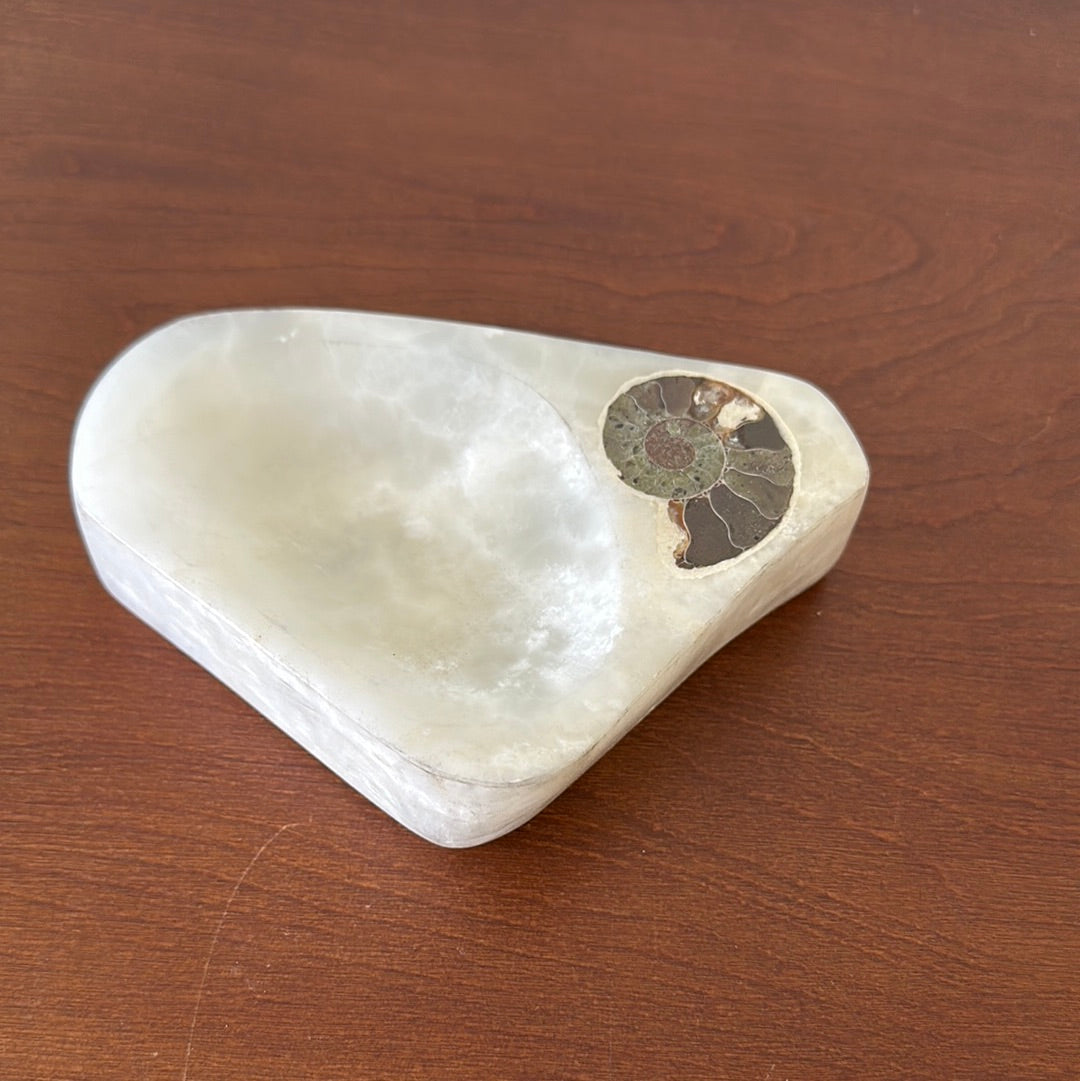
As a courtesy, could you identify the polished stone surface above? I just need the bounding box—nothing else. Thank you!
[71,310,869,845]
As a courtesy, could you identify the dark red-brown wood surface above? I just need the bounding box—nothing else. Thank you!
[3,3,1078,1078]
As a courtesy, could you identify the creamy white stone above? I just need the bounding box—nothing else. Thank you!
[71,310,869,846]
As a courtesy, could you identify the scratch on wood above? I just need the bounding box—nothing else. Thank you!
[179,821,302,1081]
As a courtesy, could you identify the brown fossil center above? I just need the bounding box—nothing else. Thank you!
[643,418,708,470]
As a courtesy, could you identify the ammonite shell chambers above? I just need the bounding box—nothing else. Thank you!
[602,374,795,569]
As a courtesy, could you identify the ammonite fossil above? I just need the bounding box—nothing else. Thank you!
[602,374,795,569]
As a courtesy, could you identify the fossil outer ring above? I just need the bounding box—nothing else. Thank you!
[601,372,797,570]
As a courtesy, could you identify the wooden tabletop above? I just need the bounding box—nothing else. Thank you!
[3,3,1077,1078]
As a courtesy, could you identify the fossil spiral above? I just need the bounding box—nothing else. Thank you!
[602,374,795,569]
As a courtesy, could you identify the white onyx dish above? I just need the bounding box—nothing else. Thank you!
[71,310,868,846]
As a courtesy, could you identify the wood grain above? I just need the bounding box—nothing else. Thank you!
[2,2,1077,1078]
